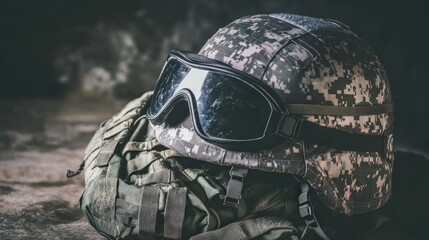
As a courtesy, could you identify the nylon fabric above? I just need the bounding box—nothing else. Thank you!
[189,217,299,240]
[195,175,221,200]
[95,140,119,167]
[116,198,138,219]
[139,186,160,238]
[91,178,118,221]
[127,152,161,176]
[164,187,187,239]
[136,170,176,185]
[127,149,181,177]
[122,139,161,155]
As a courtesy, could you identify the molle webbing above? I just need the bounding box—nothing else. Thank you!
[163,187,187,239]
[135,170,176,186]
[122,139,161,155]
[127,149,181,176]
[115,186,188,239]
[96,140,120,167]
[138,186,160,239]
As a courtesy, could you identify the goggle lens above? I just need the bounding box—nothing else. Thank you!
[149,57,273,141]
[196,71,271,140]
[149,58,191,116]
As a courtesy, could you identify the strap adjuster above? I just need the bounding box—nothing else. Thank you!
[299,203,312,219]
[298,191,318,226]
[296,180,331,240]
[279,115,304,139]
[223,167,248,208]
[298,203,318,228]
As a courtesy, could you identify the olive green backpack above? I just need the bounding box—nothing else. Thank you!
[68,91,306,240]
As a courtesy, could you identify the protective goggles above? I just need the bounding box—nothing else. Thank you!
[148,50,391,152]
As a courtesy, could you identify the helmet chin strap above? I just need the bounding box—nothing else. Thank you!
[295,177,331,240]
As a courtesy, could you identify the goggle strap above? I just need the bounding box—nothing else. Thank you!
[286,103,394,116]
[280,116,385,153]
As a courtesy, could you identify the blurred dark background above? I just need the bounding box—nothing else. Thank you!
[0,1,428,239]
[0,0,428,154]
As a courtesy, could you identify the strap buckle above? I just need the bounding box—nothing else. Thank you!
[298,191,319,228]
[296,181,331,240]
[223,167,248,208]
[298,203,318,228]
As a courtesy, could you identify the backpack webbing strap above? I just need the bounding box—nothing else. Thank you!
[117,187,188,239]
[159,149,182,159]
[136,170,176,186]
[103,119,133,140]
[122,139,160,155]
[127,152,161,176]
[224,167,248,208]
[96,140,120,167]
[127,149,181,176]
[138,186,160,239]
[164,187,187,239]
[298,182,331,240]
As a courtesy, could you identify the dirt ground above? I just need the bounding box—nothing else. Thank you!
[0,98,124,240]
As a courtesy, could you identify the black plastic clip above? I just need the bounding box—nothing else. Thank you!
[223,167,248,208]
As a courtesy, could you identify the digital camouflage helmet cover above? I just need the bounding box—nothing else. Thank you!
[153,13,394,216]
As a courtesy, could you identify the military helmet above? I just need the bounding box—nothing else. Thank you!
[152,13,394,216]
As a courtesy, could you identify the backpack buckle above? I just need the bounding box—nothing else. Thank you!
[223,167,248,208]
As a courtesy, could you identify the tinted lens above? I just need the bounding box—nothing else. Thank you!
[149,58,190,116]
[196,72,272,140]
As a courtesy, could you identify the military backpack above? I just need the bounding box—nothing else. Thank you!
[68,91,308,240]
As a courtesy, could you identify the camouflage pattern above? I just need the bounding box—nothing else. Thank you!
[156,13,394,215]
[79,91,304,240]
[155,117,305,175]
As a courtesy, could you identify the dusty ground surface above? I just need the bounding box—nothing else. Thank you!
[0,97,124,240]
